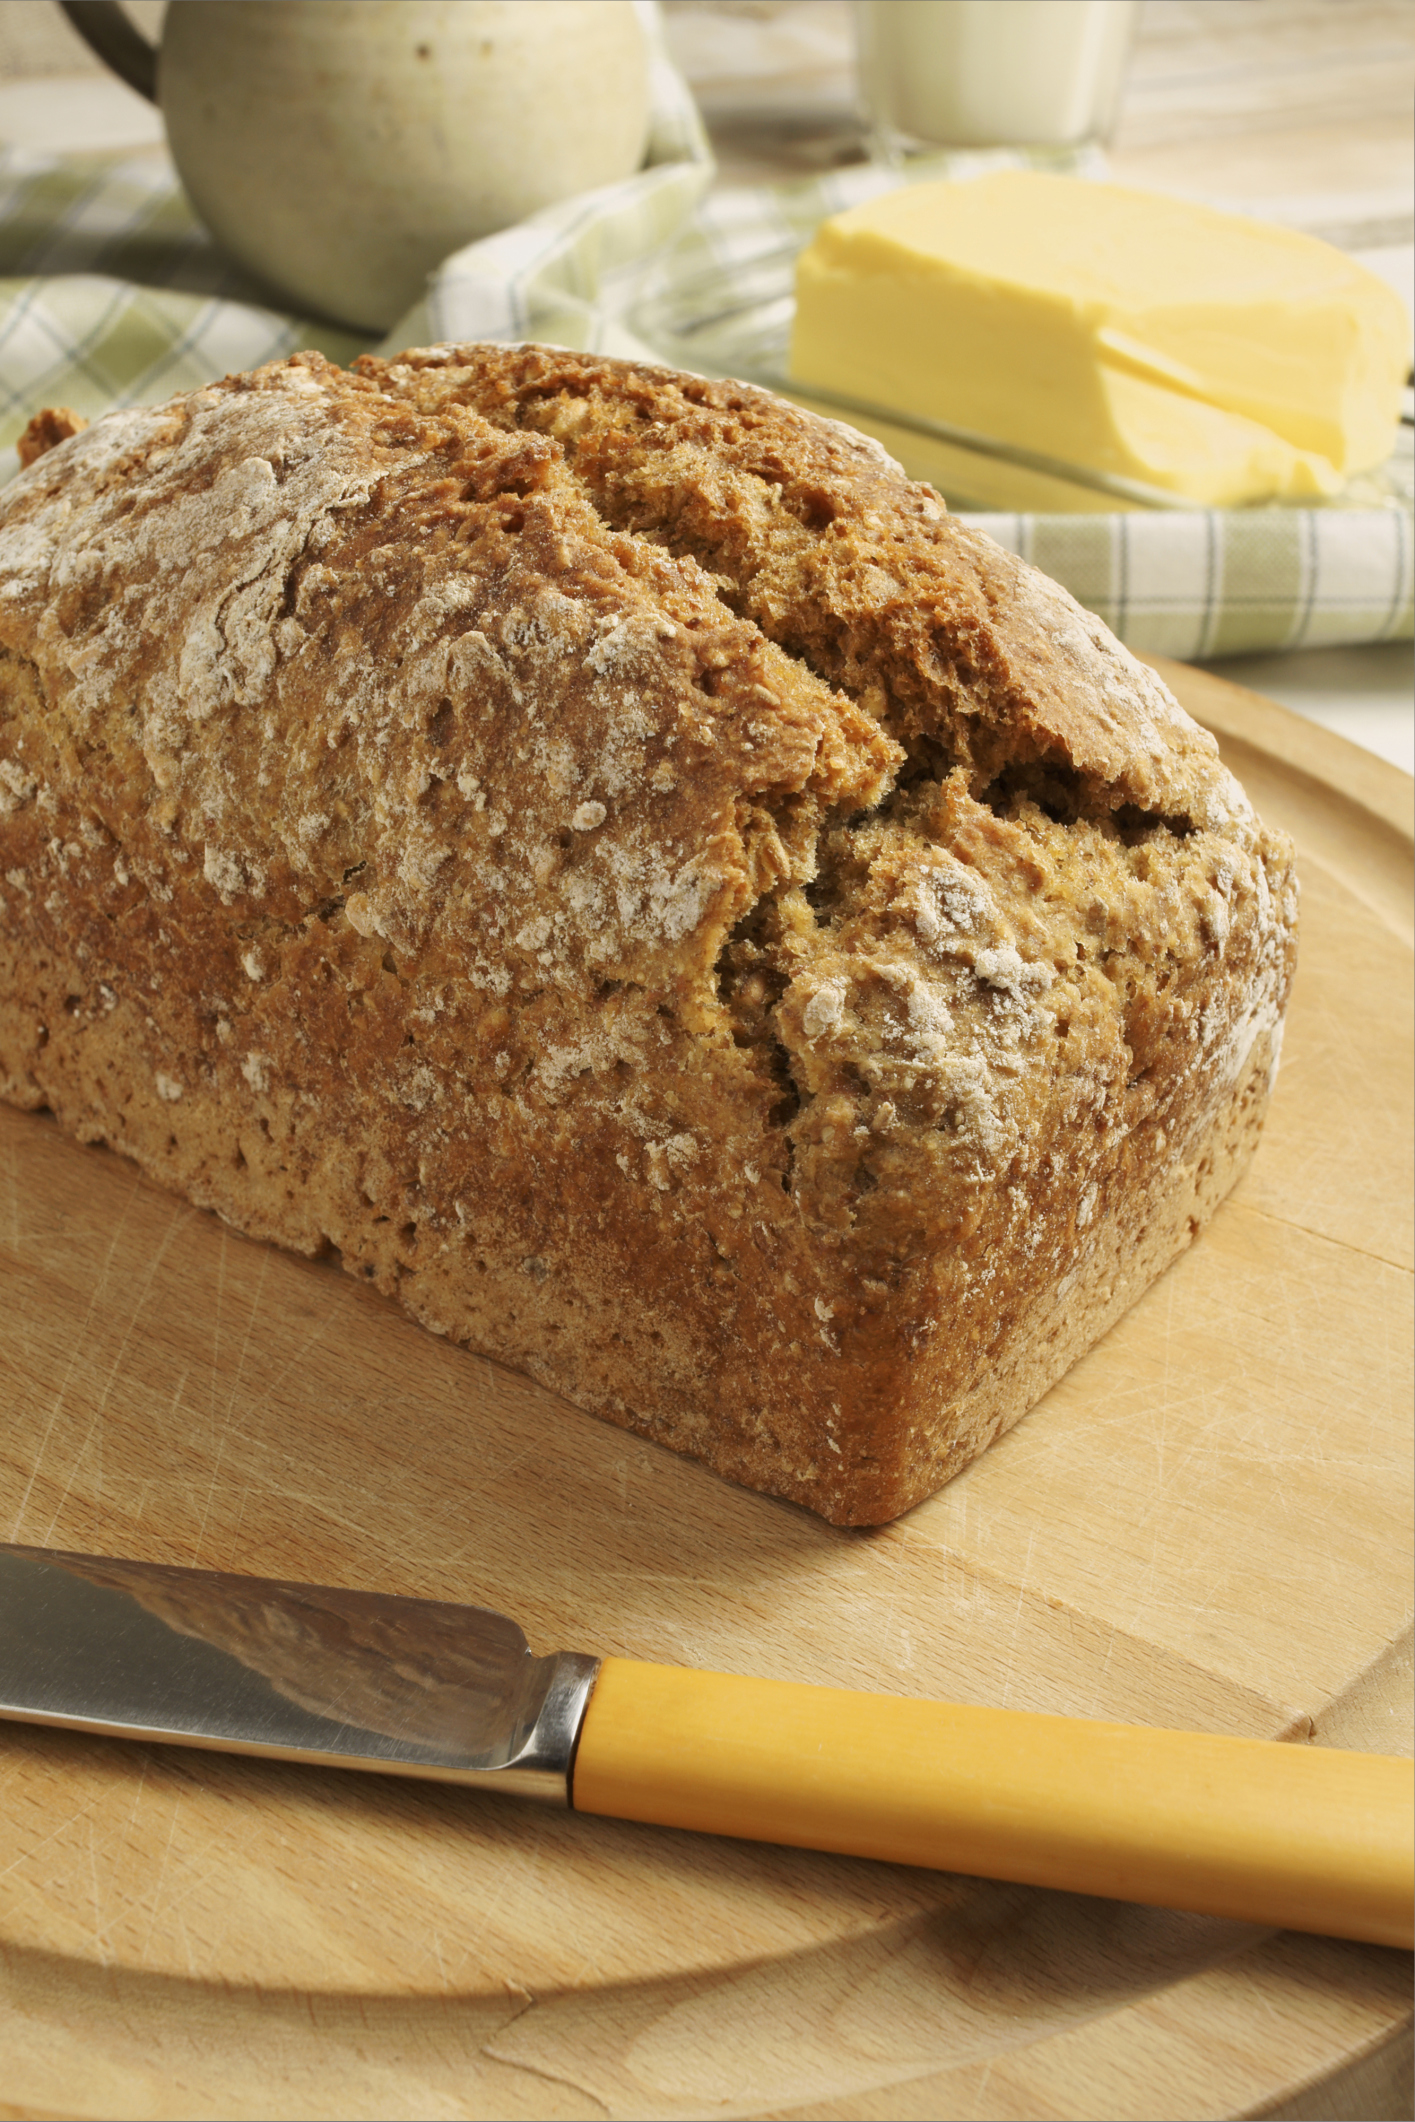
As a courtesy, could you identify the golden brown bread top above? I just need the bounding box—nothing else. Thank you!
[0,346,1289,1285]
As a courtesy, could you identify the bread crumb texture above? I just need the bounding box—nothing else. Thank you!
[0,347,1297,1522]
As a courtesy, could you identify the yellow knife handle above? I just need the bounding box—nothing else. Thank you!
[572,1660,1414,1950]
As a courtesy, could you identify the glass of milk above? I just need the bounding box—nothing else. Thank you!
[854,0,1140,160]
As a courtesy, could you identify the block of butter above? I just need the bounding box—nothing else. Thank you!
[791,171,1412,508]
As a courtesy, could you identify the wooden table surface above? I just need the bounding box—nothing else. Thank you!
[4,0,1412,228]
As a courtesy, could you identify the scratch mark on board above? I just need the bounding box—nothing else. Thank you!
[9,1159,149,1538]
[192,1239,272,1565]
[35,1193,196,1542]
[139,1784,184,1968]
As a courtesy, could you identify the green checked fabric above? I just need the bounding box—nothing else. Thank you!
[0,19,1409,658]
[962,504,1414,661]
[0,151,368,442]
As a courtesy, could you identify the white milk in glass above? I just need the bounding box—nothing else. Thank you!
[854,0,1139,154]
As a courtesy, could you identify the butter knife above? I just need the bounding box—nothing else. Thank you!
[1,1542,1409,1950]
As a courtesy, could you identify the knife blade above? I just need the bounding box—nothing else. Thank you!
[0,1542,596,1799]
[1,1542,1409,1950]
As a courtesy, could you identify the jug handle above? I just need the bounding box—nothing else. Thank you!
[60,1,158,103]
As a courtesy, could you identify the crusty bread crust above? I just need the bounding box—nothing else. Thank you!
[0,346,1297,1522]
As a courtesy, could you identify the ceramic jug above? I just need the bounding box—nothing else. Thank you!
[62,0,652,332]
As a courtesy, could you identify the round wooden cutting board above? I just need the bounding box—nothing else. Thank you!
[0,661,1410,2122]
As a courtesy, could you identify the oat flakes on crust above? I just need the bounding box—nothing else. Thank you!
[0,347,1297,1522]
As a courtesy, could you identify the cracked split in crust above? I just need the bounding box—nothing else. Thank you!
[0,345,1298,1522]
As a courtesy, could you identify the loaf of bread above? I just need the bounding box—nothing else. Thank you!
[0,346,1297,1524]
